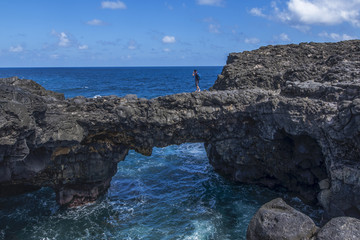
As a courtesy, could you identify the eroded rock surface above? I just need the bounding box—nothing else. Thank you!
[246,199,360,240]
[208,40,360,218]
[316,217,360,240]
[0,40,360,219]
[0,76,276,206]
[246,198,318,240]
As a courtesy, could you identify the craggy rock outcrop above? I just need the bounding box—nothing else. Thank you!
[246,198,360,240]
[0,40,360,221]
[208,40,360,219]
[246,198,318,240]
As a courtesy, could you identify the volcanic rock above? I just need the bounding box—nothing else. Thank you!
[208,40,360,218]
[0,40,360,220]
[316,217,360,240]
[246,199,360,240]
[246,198,318,240]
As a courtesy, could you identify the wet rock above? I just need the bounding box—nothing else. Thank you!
[319,179,330,190]
[246,198,318,240]
[315,217,360,240]
[247,199,360,240]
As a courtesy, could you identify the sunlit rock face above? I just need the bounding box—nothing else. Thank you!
[1,40,360,219]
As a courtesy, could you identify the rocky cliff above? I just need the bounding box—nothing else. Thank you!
[1,40,359,220]
[209,40,360,219]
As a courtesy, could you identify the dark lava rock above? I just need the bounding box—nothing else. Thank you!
[1,40,360,221]
[316,217,360,240]
[207,40,360,219]
[246,198,318,240]
[247,199,360,240]
[211,40,360,96]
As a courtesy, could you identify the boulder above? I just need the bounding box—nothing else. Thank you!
[246,198,318,240]
[316,217,360,240]
[247,199,360,240]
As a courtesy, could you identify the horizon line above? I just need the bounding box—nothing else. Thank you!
[0,65,223,69]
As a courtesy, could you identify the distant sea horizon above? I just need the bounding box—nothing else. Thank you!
[0,66,224,99]
[0,65,223,69]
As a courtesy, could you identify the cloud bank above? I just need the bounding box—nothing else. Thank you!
[196,0,224,7]
[319,31,357,41]
[277,0,360,26]
[87,19,106,26]
[9,45,23,53]
[245,38,260,44]
[101,1,127,9]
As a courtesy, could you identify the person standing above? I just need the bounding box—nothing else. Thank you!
[192,69,201,92]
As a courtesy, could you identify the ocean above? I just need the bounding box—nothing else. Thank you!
[0,67,322,239]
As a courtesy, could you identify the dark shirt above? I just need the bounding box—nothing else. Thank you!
[194,73,200,81]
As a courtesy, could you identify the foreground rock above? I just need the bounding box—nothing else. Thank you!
[246,198,318,240]
[316,217,360,240]
[0,40,360,220]
[247,198,360,240]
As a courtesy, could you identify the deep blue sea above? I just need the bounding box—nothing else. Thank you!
[0,67,322,240]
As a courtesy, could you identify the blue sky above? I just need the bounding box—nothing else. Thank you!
[0,0,359,67]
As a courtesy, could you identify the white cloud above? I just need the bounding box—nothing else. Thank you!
[78,45,89,50]
[163,48,171,52]
[291,24,311,32]
[162,36,176,43]
[87,19,106,26]
[245,38,260,44]
[319,31,357,41]
[127,40,138,50]
[51,31,71,47]
[52,30,79,48]
[59,32,70,47]
[250,8,266,17]
[121,55,132,60]
[277,0,360,26]
[279,33,290,41]
[101,1,127,9]
[9,45,23,53]
[50,54,59,59]
[197,0,224,7]
[203,18,221,33]
[208,23,221,34]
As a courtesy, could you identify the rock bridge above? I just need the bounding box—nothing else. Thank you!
[1,40,360,219]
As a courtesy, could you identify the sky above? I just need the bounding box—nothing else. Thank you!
[0,0,359,67]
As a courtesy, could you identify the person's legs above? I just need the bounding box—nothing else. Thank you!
[195,79,200,92]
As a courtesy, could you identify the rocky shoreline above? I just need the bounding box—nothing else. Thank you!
[1,40,360,238]
[247,198,360,240]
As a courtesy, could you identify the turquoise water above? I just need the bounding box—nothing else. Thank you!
[0,67,323,239]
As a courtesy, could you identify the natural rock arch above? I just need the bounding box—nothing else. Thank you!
[1,40,360,219]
